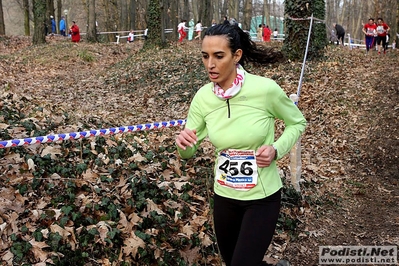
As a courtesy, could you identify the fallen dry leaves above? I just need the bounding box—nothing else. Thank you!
[0,36,398,265]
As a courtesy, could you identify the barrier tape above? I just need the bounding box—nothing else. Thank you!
[0,119,187,149]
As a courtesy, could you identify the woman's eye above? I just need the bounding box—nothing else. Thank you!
[202,55,209,59]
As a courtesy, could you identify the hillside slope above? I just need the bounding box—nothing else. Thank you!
[0,36,398,265]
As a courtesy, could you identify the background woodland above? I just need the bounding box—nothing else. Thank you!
[1,0,399,44]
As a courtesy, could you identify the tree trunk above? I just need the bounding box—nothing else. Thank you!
[182,0,189,20]
[282,0,327,60]
[170,0,178,40]
[213,0,220,25]
[0,0,5,35]
[129,0,136,30]
[221,0,228,21]
[339,0,347,24]
[191,0,198,22]
[23,0,30,36]
[354,0,363,39]
[103,0,118,42]
[264,0,270,27]
[243,0,252,30]
[203,0,212,27]
[120,0,128,30]
[396,0,399,43]
[198,0,212,26]
[374,0,381,20]
[198,0,204,23]
[273,0,277,29]
[33,0,47,44]
[86,0,97,42]
[56,0,62,33]
[229,0,239,21]
[143,0,166,49]
[47,0,55,33]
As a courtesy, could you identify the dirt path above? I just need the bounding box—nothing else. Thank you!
[283,49,399,265]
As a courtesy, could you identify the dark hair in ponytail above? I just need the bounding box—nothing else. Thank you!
[204,24,283,67]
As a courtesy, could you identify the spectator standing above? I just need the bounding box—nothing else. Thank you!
[222,16,230,25]
[263,25,271,42]
[362,18,377,53]
[230,18,238,27]
[175,23,306,266]
[177,20,188,42]
[127,30,134,43]
[50,16,56,34]
[257,24,263,41]
[69,21,80,43]
[188,19,195,41]
[59,16,66,36]
[376,18,390,54]
[194,20,202,40]
[333,23,345,45]
[273,28,278,39]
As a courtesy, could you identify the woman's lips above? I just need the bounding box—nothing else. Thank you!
[209,72,219,79]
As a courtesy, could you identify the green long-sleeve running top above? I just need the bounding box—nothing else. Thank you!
[178,71,307,200]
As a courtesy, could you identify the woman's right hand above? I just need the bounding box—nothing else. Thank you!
[176,128,197,150]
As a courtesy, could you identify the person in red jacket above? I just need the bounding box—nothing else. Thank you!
[263,25,271,42]
[376,18,390,54]
[362,18,377,53]
[69,21,81,43]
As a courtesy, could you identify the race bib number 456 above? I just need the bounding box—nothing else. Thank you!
[216,149,258,191]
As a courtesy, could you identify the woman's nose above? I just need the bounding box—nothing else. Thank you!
[207,59,215,69]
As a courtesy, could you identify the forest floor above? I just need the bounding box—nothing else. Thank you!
[0,36,398,266]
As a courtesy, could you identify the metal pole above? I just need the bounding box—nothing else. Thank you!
[290,14,314,192]
[296,14,313,99]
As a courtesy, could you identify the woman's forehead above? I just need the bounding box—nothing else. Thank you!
[202,35,230,49]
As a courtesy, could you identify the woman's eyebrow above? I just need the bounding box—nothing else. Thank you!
[201,51,225,55]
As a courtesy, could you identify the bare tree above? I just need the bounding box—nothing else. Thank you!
[56,0,61,33]
[230,0,239,21]
[129,0,136,30]
[397,0,399,43]
[143,0,166,49]
[198,0,212,26]
[182,0,189,20]
[213,0,220,24]
[243,0,252,30]
[283,0,327,60]
[221,0,228,22]
[0,0,5,35]
[22,0,30,35]
[86,0,98,42]
[103,0,119,41]
[32,0,47,44]
[169,0,178,40]
[263,0,270,27]
[46,0,55,33]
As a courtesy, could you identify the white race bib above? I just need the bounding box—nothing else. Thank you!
[216,149,258,191]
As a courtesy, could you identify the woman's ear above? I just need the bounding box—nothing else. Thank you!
[234,49,243,63]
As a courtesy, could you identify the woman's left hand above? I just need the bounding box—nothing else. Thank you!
[255,145,276,168]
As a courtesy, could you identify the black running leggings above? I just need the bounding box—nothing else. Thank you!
[213,190,281,266]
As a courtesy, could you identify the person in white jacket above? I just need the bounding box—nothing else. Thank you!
[194,20,202,40]
[127,30,134,43]
[178,20,188,42]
